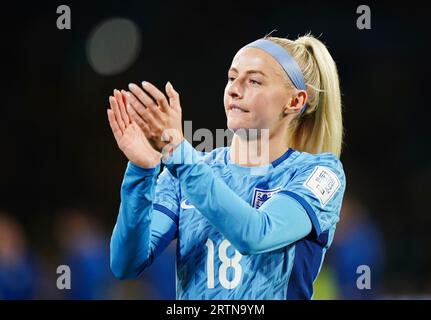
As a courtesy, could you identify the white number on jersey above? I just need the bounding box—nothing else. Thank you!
[205,238,243,289]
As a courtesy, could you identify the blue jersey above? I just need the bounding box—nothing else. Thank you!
[110,140,346,300]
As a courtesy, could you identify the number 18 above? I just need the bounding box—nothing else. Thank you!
[205,238,243,289]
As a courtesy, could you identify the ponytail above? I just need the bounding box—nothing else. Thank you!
[265,33,343,157]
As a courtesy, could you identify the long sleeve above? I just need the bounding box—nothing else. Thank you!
[163,140,313,255]
[110,162,177,279]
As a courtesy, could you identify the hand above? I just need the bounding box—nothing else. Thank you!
[126,81,184,157]
[107,89,162,168]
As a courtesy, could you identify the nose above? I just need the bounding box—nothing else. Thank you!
[227,80,243,99]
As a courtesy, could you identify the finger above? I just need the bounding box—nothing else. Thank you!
[141,81,170,113]
[107,109,122,144]
[121,90,131,122]
[165,81,182,112]
[114,89,130,126]
[127,101,163,142]
[128,83,157,110]
[110,95,125,133]
[126,91,159,126]
[126,99,151,133]
[128,83,164,122]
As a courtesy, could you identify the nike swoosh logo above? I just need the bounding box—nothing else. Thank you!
[181,199,195,209]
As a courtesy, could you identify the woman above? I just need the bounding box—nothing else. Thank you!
[107,33,346,299]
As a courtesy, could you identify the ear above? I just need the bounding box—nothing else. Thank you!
[283,90,308,115]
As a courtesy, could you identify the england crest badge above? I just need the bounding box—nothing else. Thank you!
[251,187,281,209]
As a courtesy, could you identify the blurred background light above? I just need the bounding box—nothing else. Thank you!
[86,18,142,76]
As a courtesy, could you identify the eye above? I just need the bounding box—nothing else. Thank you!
[249,79,261,85]
[228,77,235,82]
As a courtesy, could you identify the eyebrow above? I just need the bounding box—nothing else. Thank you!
[228,67,268,78]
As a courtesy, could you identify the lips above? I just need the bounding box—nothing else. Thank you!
[228,103,249,113]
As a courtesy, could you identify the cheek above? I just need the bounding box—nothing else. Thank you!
[248,93,276,117]
[223,89,228,107]
[223,86,230,108]
[248,91,286,126]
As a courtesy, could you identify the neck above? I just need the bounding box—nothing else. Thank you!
[229,128,289,167]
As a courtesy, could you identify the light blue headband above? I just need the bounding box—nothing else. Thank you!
[244,39,308,113]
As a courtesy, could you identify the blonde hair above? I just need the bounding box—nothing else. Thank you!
[265,33,344,157]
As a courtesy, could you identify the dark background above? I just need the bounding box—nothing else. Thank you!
[0,0,430,298]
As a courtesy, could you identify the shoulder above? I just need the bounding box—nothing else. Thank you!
[283,152,347,235]
[291,150,345,181]
[279,150,346,204]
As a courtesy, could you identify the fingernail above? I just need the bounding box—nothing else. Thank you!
[113,89,118,95]
[128,83,135,90]
[125,91,132,97]
[142,81,147,86]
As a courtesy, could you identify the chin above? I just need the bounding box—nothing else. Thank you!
[227,122,257,138]
[227,119,247,132]
[227,120,269,139]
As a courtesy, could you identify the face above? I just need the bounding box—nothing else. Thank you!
[224,47,294,135]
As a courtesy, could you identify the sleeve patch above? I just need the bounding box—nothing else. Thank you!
[303,166,340,208]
